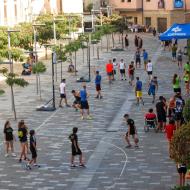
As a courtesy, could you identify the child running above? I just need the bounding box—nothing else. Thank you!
[69,127,85,168]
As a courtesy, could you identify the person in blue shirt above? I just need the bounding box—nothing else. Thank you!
[142,49,148,71]
[148,76,158,103]
[95,71,103,99]
[80,85,92,120]
[135,77,144,105]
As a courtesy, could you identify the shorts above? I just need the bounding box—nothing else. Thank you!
[107,72,113,76]
[30,148,37,159]
[126,132,135,136]
[178,57,182,62]
[73,100,81,105]
[136,58,141,64]
[136,91,142,98]
[172,52,176,58]
[60,94,66,98]
[129,74,134,81]
[81,101,89,109]
[144,60,148,65]
[173,88,181,93]
[174,112,182,121]
[177,166,187,174]
[96,84,101,91]
[147,71,152,75]
[157,114,166,123]
[72,145,82,156]
[120,69,125,74]
[148,88,155,95]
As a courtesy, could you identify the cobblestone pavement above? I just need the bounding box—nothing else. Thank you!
[0,33,188,190]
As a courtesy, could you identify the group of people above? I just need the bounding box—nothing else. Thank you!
[3,120,39,170]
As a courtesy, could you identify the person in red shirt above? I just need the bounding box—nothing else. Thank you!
[106,59,113,84]
[165,119,176,158]
[144,108,157,131]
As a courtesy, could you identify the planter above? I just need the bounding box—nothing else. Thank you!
[111,48,124,51]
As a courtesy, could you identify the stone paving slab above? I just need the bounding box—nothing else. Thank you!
[0,33,187,189]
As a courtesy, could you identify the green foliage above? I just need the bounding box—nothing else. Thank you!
[183,99,190,123]
[0,67,29,87]
[171,184,190,190]
[32,61,46,74]
[170,123,190,165]
[87,3,93,12]
[64,40,81,53]
[0,89,5,95]
[53,45,67,62]
[35,14,81,44]
[15,23,33,50]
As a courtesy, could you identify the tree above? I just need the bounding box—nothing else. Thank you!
[0,67,28,120]
[183,99,190,123]
[170,123,190,166]
[64,40,81,75]
[32,61,46,99]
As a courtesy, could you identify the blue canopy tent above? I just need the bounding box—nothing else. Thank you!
[159,23,190,41]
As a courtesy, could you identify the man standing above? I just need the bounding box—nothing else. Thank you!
[118,59,127,80]
[135,77,144,105]
[148,76,158,103]
[146,60,153,80]
[95,71,102,99]
[106,59,113,84]
[59,79,70,108]
[156,96,167,132]
[80,85,92,120]
[134,49,141,68]
[143,49,148,71]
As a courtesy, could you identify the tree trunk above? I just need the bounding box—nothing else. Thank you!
[112,33,115,48]
[38,74,42,100]
[74,51,77,76]
[45,47,48,60]
[11,85,17,120]
[106,35,109,52]
[82,48,84,64]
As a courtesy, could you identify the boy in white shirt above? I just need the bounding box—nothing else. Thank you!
[118,59,127,80]
[59,79,70,108]
[146,60,153,80]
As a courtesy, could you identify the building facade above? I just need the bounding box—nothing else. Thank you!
[109,0,190,32]
[0,0,83,26]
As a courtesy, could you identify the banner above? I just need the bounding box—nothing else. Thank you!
[174,0,184,8]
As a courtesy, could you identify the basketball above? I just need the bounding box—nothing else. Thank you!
[135,137,139,144]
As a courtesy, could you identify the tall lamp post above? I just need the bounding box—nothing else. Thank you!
[32,23,45,95]
[7,29,20,73]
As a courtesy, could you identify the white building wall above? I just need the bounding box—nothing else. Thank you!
[0,0,4,26]
[62,0,83,13]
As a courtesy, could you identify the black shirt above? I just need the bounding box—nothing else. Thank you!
[4,127,13,141]
[156,101,166,115]
[30,136,36,149]
[69,133,79,148]
[18,128,28,142]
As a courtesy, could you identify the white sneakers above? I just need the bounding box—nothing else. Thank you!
[5,153,17,157]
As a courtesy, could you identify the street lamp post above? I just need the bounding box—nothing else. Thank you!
[32,23,45,95]
[7,30,20,73]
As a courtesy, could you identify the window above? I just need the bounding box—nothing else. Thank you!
[121,0,125,2]
[145,17,151,26]
[127,0,131,2]
[146,0,150,2]
[158,0,165,9]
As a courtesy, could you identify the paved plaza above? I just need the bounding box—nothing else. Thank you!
[0,33,188,190]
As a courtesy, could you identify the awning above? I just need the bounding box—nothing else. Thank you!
[159,23,190,41]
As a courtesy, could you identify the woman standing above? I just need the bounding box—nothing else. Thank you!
[18,120,29,162]
[124,34,129,49]
[172,74,181,93]
[3,121,16,157]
